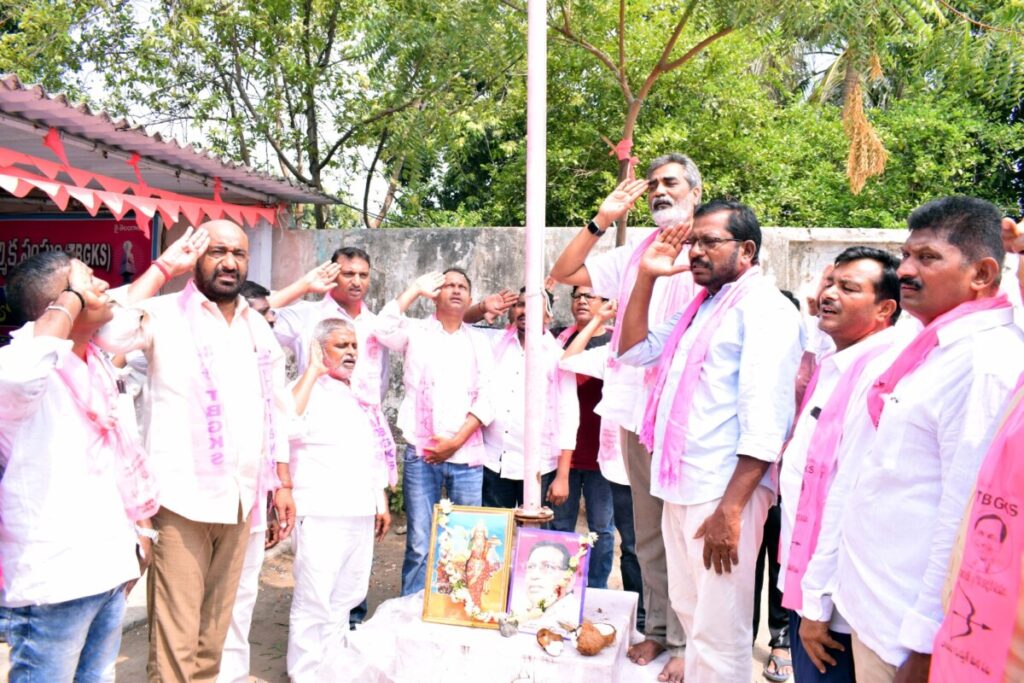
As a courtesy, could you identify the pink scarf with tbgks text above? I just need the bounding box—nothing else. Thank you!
[930,372,1024,682]
[180,282,282,526]
[781,343,888,611]
[867,294,1011,427]
[640,267,762,487]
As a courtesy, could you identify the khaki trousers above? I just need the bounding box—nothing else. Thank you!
[851,631,898,683]
[147,506,251,682]
[662,487,773,683]
[622,429,686,656]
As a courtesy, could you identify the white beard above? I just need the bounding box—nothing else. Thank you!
[651,203,692,229]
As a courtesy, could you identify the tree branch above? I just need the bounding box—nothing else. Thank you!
[225,34,311,185]
[634,0,698,102]
[618,0,626,80]
[661,27,735,73]
[499,0,632,101]
[317,1,341,69]
[364,128,389,229]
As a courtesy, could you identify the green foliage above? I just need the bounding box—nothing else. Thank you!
[0,0,1018,229]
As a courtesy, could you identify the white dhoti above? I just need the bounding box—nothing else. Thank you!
[217,527,267,683]
[662,486,773,683]
[287,515,375,682]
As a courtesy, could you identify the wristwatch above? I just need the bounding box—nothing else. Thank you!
[135,525,159,543]
[587,219,606,237]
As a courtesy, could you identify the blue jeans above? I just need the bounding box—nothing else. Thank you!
[550,469,615,588]
[1,584,127,682]
[481,466,554,510]
[401,445,484,596]
[610,481,645,629]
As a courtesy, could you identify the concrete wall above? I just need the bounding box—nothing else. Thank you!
[270,226,909,325]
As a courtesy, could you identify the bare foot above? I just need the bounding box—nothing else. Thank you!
[657,656,685,683]
[627,638,665,665]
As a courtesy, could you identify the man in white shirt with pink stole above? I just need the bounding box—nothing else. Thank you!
[774,246,904,683]
[618,200,803,682]
[800,197,1024,683]
[112,220,295,682]
[375,268,496,596]
[282,318,390,681]
[482,288,577,510]
[0,230,206,680]
[550,153,700,681]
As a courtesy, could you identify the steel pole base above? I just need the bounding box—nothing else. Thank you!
[514,505,554,528]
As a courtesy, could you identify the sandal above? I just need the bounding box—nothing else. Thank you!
[763,649,792,682]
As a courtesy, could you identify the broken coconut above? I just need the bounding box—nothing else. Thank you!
[536,628,565,657]
[574,620,617,656]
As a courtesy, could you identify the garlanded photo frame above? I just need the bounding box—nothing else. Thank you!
[507,528,591,634]
[422,502,515,629]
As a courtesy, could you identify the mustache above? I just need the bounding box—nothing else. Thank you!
[691,258,711,270]
[899,276,923,290]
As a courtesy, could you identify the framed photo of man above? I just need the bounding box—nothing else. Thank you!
[507,528,590,634]
[422,503,515,629]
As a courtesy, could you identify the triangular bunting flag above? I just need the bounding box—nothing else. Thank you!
[97,191,128,220]
[67,186,101,216]
[33,158,62,180]
[180,201,204,227]
[0,173,31,198]
[202,202,224,221]
[156,199,180,228]
[96,175,130,194]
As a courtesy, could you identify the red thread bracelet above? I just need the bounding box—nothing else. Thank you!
[152,260,171,281]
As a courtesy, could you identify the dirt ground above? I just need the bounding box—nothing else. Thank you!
[110,510,778,682]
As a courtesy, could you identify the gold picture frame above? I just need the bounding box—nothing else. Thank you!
[422,504,515,629]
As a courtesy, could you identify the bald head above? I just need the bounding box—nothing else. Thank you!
[194,220,249,303]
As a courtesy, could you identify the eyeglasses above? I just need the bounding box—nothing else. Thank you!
[682,236,742,251]
[526,561,566,573]
[571,293,607,302]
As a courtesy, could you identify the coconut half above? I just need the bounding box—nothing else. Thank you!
[575,620,617,656]
[536,628,565,657]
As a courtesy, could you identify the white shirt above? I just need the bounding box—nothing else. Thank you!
[585,235,697,432]
[776,325,903,632]
[481,331,579,479]
[107,283,291,524]
[619,276,803,505]
[558,345,630,485]
[0,330,138,607]
[274,295,389,404]
[375,301,495,465]
[289,376,388,517]
[802,307,1024,666]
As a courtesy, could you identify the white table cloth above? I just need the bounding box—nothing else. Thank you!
[325,588,646,682]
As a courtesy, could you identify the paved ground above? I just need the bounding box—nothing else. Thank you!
[2,510,783,681]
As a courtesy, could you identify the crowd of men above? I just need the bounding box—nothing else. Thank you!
[0,150,1022,683]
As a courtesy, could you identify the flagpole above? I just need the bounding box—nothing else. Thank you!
[519,0,548,521]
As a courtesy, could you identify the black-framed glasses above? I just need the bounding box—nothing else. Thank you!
[571,293,608,302]
[682,236,742,251]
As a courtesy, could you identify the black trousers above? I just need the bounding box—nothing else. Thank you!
[753,501,790,648]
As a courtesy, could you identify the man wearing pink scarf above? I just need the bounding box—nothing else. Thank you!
[800,197,1024,683]
[618,200,803,682]
[108,220,295,682]
[776,246,904,683]
[0,228,207,681]
[375,268,497,596]
[550,153,701,682]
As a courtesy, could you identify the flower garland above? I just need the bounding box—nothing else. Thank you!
[434,499,598,625]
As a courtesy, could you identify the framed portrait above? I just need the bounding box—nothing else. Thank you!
[507,528,590,634]
[422,503,515,629]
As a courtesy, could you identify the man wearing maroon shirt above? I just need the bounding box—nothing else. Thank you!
[551,286,643,621]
